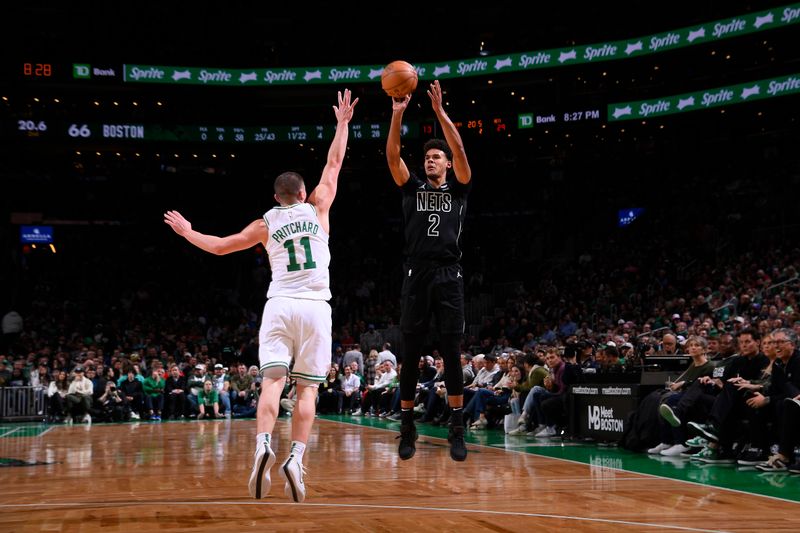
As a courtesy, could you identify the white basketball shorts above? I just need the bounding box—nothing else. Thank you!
[259,297,332,385]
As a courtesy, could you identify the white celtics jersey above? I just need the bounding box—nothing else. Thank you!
[264,203,331,300]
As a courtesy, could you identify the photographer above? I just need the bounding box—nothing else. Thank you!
[99,381,129,422]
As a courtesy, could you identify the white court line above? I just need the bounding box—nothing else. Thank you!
[546,477,649,482]
[0,427,20,438]
[318,418,800,507]
[0,500,729,532]
[38,426,54,437]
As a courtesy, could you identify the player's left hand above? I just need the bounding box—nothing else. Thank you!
[427,80,444,114]
[164,210,192,236]
[334,89,359,124]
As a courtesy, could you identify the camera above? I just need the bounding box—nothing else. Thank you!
[635,342,653,358]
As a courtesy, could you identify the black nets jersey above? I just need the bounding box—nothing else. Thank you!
[401,171,471,264]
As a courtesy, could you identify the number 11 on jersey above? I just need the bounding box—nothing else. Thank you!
[283,237,317,271]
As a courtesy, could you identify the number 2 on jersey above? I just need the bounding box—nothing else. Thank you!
[427,214,440,237]
[283,236,317,271]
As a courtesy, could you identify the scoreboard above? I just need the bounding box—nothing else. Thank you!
[9,119,419,143]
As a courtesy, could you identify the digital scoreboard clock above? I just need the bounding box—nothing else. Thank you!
[518,109,602,128]
[22,62,53,77]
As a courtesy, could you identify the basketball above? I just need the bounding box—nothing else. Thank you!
[381,60,418,98]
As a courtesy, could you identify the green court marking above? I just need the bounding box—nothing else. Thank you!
[0,424,51,438]
[318,414,800,503]
[0,457,57,467]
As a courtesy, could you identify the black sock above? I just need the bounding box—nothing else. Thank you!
[401,408,414,426]
[449,407,463,427]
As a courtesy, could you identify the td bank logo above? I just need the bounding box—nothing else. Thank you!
[73,64,91,79]
[518,114,534,129]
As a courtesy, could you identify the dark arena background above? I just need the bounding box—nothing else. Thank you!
[2,2,800,531]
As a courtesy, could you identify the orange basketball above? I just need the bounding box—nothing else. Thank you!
[381,60,418,98]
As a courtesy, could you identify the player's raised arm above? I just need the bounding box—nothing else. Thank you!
[164,210,266,255]
[386,94,412,187]
[307,89,358,217]
[428,80,471,184]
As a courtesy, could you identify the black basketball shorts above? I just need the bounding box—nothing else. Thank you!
[400,263,465,335]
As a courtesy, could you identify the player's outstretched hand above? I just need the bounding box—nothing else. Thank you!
[334,89,359,124]
[428,80,444,114]
[164,210,192,237]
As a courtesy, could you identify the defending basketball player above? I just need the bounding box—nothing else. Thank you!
[386,80,472,462]
[164,89,358,502]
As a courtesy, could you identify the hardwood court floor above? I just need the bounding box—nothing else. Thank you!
[0,417,798,532]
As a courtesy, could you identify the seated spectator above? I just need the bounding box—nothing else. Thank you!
[97,381,129,422]
[46,370,69,422]
[416,357,446,423]
[659,333,682,355]
[463,353,501,406]
[419,355,437,384]
[143,367,165,420]
[198,380,220,419]
[119,370,144,419]
[7,364,29,387]
[461,353,475,385]
[318,366,343,414]
[685,328,771,463]
[360,360,396,416]
[65,366,93,424]
[248,365,262,388]
[229,363,254,409]
[510,348,566,437]
[340,365,361,414]
[164,365,188,419]
[186,364,207,416]
[30,364,51,389]
[647,336,714,456]
[601,346,623,370]
[507,353,549,434]
[465,364,521,429]
[210,363,231,417]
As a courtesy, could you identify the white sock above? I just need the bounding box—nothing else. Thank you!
[290,440,306,462]
[256,432,271,450]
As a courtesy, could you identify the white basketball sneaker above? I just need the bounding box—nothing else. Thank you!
[281,453,307,503]
[248,441,276,499]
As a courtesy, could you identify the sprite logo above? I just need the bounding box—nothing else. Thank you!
[73,64,91,79]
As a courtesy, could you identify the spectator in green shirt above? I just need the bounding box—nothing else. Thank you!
[198,380,220,419]
[143,368,165,420]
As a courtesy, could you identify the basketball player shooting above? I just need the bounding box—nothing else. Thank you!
[164,89,358,502]
[386,80,472,462]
